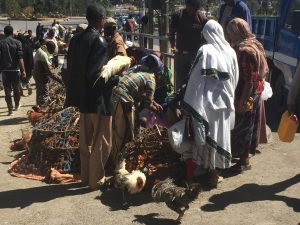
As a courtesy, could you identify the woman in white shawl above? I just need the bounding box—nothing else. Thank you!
[183,20,239,187]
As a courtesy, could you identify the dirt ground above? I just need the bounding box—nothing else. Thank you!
[0,86,299,225]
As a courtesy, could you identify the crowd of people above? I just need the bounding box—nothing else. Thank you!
[0,0,298,191]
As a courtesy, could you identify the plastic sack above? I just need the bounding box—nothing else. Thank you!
[168,119,192,154]
[146,111,171,128]
[261,81,273,101]
[191,117,206,146]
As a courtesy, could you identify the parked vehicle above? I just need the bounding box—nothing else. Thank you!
[252,0,300,111]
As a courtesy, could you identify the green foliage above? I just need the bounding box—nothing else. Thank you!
[3,0,20,16]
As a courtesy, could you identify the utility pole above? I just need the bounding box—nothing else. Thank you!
[160,0,169,62]
[148,0,154,49]
[70,0,73,17]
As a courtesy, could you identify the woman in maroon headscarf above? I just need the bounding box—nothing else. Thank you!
[226,18,269,173]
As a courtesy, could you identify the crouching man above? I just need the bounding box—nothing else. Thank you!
[111,54,164,163]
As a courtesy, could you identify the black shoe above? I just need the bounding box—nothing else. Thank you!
[7,110,14,116]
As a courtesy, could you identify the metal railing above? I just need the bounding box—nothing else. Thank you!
[119,30,175,75]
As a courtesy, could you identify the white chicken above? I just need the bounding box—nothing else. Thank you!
[114,159,146,203]
[102,56,132,81]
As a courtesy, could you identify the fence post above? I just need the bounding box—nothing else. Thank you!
[148,0,154,50]
[160,0,169,66]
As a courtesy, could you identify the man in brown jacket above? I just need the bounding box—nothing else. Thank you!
[104,17,127,60]
[124,14,135,41]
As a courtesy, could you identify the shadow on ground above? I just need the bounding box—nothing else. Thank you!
[133,213,180,225]
[0,117,28,125]
[0,183,90,209]
[201,174,300,212]
[97,188,152,211]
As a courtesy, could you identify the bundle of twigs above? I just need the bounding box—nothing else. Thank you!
[27,81,66,126]
[48,81,66,113]
[122,125,182,188]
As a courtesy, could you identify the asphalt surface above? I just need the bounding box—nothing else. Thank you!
[0,18,87,33]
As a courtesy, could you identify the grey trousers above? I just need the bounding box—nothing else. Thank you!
[174,52,196,90]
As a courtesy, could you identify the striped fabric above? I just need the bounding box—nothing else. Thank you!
[113,72,156,107]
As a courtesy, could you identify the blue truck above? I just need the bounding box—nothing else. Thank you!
[252,0,300,111]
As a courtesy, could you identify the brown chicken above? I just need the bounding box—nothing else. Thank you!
[151,178,201,222]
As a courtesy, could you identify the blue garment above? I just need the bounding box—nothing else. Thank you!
[219,0,252,30]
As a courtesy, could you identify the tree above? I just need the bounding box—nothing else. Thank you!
[3,0,20,16]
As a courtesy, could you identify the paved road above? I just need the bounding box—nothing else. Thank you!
[0,18,87,33]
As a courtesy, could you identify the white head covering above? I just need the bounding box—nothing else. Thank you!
[195,19,238,80]
[204,19,232,49]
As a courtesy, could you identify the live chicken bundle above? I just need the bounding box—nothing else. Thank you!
[27,81,66,125]
[28,107,80,172]
[112,126,201,221]
[121,125,182,189]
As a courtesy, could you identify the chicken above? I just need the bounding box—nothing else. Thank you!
[114,159,146,203]
[93,55,132,85]
[151,178,201,222]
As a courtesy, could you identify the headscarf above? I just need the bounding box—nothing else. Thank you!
[196,19,237,78]
[226,18,269,79]
[140,54,164,74]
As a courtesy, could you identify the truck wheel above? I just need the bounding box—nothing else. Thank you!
[271,74,286,113]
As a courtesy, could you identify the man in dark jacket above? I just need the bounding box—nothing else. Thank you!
[219,0,252,31]
[169,0,207,90]
[0,25,26,116]
[66,4,111,190]
[17,33,34,96]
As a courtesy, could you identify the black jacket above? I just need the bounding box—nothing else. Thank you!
[65,27,113,115]
[0,36,23,71]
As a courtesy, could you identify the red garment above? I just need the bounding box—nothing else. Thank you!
[236,50,264,95]
[185,158,196,182]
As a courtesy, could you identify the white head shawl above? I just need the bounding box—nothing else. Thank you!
[192,19,238,83]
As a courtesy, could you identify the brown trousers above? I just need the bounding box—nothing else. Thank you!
[111,101,135,164]
[79,113,112,189]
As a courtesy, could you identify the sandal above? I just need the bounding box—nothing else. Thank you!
[208,170,221,189]
[230,162,252,174]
